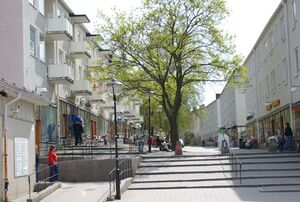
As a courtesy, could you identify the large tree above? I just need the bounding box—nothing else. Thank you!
[95,0,246,149]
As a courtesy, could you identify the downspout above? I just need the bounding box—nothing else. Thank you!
[282,0,294,132]
[3,92,21,202]
[253,48,260,147]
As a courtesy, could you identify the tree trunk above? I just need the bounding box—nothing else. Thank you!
[169,116,179,150]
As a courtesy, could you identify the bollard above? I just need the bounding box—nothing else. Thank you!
[175,141,182,155]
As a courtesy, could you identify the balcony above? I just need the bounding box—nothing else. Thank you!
[48,64,74,85]
[71,80,92,95]
[47,17,73,41]
[88,93,106,104]
[87,57,101,67]
[70,41,91,59]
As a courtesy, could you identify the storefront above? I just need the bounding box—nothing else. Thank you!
[59,99,101,145]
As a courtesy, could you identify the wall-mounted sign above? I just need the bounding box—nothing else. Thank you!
[266,104,272,110]
[246,114,253,120]
[272,99,280,107]
[14,137,28,177]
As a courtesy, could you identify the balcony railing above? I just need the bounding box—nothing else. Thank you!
[48,63,74,85]
[47,16,73,41]
[71,80,92,95]
[70,41,91,59]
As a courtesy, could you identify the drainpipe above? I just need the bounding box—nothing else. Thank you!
[3,92,21,202]
[282,0,294,133]
[253,49,260,147]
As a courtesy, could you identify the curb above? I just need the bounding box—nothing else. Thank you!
[26,182,61,202]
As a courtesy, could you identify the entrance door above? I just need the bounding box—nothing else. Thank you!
[35,119,41,151]
[280,116,284,133]
[271,119,275,136]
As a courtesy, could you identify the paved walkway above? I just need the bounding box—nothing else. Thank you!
[38,146,300,202]
[40,182,108,202]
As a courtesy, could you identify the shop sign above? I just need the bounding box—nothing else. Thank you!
[266,104,272,110]
[293,105,300,112]
[272,99,280,107]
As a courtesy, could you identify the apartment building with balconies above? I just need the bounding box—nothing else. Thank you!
[0,0,143,200]
[245,0,300,148]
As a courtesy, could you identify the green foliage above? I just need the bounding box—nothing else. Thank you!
[183,131,197,146]
[93,0,246,143]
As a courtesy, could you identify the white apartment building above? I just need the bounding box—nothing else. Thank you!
[219,85,246,136]
[195,84,246,144]
[197,97,220,142]
[245,0,300,148]
[0,0,142,200]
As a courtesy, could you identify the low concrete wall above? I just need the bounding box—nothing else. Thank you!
[38,157,141,182]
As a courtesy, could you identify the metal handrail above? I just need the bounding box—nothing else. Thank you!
[228,146,242,184]
[105,159,133,200]
[222,130,243,184]
[27,163,59,200]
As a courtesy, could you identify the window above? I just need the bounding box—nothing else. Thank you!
[57,9,61,18]
[282,58,288,83]
[280,15,286,41]
[266,76,270,96]
[38,0,44,15]
[268,31,274,54]
[29,0,35,6]
[39,35,45,62]
[271,70,275,92]
[295,47,299,71]
[259,82,262,101]
[293,1,297,24]
[30,28,36,56]
[59,50,64,64]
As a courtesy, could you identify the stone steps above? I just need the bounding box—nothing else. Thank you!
[130,150,300,190]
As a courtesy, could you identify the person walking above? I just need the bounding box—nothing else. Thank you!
[35,145,40,182]
[73,120,84,145]
[284,122,293,150]
[48,145,58,182]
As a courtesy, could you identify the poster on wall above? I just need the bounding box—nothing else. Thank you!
[14,137,28,177]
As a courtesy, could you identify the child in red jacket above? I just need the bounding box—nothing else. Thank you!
[48,145,58,182]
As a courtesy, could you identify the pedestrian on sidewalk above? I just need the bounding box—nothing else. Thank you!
[284,122,293,150]
[48,145,59,182]
[35,145,40,182]
[73,116,84,145]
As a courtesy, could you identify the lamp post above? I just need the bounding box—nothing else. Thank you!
[158,105,162,130]
[106,79,122,200]
[147,89,153,152]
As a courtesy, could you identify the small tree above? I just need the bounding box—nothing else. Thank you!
[94,0,246,150]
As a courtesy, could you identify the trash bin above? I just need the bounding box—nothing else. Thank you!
[221,140,228,154]
[175,141,182,155]
[267,136,276,151]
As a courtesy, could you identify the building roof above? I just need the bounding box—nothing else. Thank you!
[0,78,51,105]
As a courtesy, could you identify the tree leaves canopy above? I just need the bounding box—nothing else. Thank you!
[94,0,246,146]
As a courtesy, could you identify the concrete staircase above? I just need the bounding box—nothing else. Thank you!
[128,150,300,190]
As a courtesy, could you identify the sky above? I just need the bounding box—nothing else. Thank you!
[65,0,281,105]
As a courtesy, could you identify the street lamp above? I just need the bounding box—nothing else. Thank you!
[158,105,162,130]
[106,78,122,200]
[147,89,153,152]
